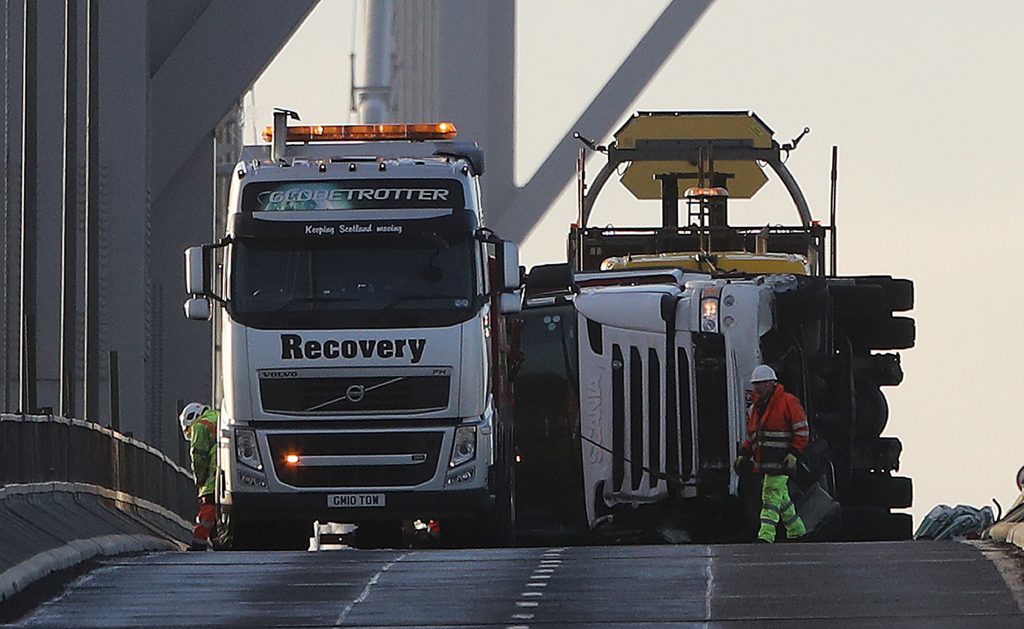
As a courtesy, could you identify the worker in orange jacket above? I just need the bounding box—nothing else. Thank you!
[734,365,809,543]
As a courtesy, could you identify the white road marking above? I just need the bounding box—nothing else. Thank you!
[703,546,715,622]
[335,553,408,625]
[508,549,568,625]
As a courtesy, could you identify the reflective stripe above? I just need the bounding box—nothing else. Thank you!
[783,514,800,527]
[760,518,778,526]
[757,442,790,449]
[761,430,791,438]
[779,501,793,513]
[791,421,808,430]
[761,503,780,513]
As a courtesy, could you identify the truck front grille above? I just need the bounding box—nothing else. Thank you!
[268,432,444,488]
[259,374,450,414]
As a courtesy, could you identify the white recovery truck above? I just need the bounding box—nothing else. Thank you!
[514,112,915,543]
[184,113,522,549]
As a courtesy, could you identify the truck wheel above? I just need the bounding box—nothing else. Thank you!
[856,276,914,312]
[831,283,889,321]
[216,509,262,550]
[864,316,915,350]
[843,474,913,509]
[839,506,913,541]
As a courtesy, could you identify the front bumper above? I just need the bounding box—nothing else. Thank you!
[226,486,494,522]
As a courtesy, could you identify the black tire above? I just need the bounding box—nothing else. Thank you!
[856,276,914,312]
[831,283,889,321]
[863,316,915,350]
[843,474,913,509]
[216,508,266,550]
[774,277,829,325]
[869,353,904,386]
[884,513,914,540]
[839,506,913,541]
[490,414,518,548]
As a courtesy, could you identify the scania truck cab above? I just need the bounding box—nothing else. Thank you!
[184,113,521,548]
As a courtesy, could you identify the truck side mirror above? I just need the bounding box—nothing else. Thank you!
[501,241,521,292]
[184,296,212,321]
[498,291,522,315]
[185,246,208,296]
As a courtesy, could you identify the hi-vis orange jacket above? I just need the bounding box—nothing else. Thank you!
[740,383,809,474]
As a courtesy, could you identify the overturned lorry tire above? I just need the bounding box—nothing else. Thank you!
[839,506,914,541]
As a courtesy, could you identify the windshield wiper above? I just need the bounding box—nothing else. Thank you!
[269,295,358,316]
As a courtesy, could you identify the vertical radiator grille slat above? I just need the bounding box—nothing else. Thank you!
[648,348,661,489]
[678,346,693,478]
[629,347,644,491]
[612,344,625,491]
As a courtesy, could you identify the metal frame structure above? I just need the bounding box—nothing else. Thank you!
[571,112,834,277]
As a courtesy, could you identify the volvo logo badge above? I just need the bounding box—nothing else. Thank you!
[345,384,366,403]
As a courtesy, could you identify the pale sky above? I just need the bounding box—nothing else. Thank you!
[252,0,1024,523]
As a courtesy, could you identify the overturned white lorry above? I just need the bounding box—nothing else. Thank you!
[514,112,915,542]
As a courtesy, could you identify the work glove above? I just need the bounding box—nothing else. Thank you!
[783,453,798,473]
[733,454,751,474]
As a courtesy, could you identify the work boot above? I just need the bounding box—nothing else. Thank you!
[188,538,210,551]
[785,518,807,541]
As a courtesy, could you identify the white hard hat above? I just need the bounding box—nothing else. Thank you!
[179,402,210,435]
[750,365,778,383]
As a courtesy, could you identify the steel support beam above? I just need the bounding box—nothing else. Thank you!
[148,0,317,201]
[19,0,38,414]
[59,0,80,417]
[490,0,714,242]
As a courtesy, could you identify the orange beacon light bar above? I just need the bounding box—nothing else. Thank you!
[262,122,458,143]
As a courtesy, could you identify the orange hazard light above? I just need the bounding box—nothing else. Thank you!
[284,454,300,465]
[262,122,458,143]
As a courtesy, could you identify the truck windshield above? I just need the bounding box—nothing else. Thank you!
[229,234,479,329]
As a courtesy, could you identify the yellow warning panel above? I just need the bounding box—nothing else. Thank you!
[613,111,774,149]
[614,111,774,200]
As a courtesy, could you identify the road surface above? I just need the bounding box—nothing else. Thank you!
[13,541,1024,627]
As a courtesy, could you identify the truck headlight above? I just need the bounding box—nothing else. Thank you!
[235,428,262,470]
[700,287,720,333]
[449,426,477,468]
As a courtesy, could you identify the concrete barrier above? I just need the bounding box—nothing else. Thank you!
[0,414,196,606]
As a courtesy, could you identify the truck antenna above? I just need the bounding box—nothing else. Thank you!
[829,145,839,276]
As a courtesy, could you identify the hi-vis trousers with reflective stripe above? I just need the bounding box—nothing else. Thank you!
[758,474,807,542]
[193,498,216,543]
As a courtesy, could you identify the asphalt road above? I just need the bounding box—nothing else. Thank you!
[12,541,1024,627]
